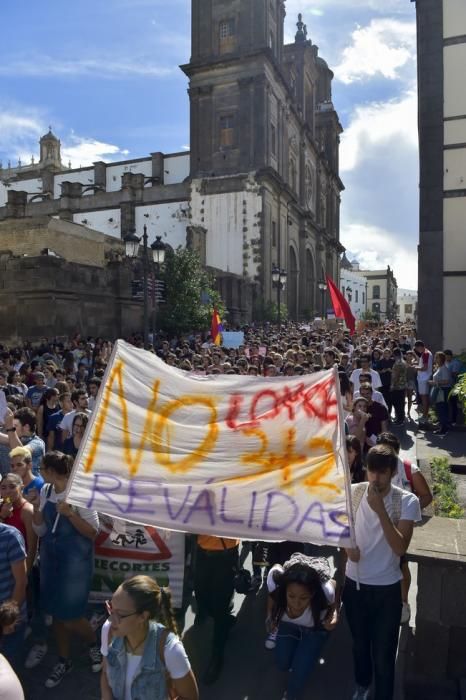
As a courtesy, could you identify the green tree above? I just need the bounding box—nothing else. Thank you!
[361,310,376,321]
[258,300,288,323]
[157,247,226,335]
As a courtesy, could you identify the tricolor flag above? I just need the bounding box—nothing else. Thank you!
[211,308,223,346]
[326,276,356,335]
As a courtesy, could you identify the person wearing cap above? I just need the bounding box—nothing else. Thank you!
[25,373,47,412]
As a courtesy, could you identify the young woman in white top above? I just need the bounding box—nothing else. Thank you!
[265,553,339,700]
[101,575,198,700]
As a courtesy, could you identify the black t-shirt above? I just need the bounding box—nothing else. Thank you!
[0,384,21,397]
[377,359,394,388]
[366,401,389,436]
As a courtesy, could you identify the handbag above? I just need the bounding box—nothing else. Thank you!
[429,385,439,404]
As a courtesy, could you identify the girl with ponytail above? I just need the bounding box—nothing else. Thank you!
[101,575,198,700]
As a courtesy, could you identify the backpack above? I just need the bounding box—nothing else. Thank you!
[403,459,413,489]
[351,482,403,525]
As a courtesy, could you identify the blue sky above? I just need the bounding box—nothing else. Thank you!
[0,0,418,288]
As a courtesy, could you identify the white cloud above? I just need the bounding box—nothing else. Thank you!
[340,89,418,172]
[61,137,130,168]
[334,19,416,84]
[0,107,129,168]
[0,109,44,164]
[285,0,409,12]
[0,55,175,79]
[342,223,418,290]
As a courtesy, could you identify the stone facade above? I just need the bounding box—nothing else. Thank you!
[0,1,344,332]
[183,1,344,319]
[413,0,466,352]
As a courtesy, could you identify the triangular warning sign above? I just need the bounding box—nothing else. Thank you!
[95,525,172,561]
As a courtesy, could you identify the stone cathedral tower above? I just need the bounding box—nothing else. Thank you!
[182,0,344,320]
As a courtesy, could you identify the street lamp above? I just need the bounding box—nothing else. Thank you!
[318,280,327,319]
[124,226,166,348]
[272,264,287,328]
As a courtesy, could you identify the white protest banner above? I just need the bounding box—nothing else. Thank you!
[91,516,185,608]
[66,340,354,547]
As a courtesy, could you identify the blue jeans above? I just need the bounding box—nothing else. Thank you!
[435,400,449,430]
[343,578,401,700]
[275,621,328,699]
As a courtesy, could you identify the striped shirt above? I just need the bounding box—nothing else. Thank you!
[0,524,26,604]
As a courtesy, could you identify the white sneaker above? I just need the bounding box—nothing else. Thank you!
[25,642,48,669]
[352,687,370,700]
[45,660,73,688]
[89,645,103,672]
[400,602,411,624]
[265,628,278,649]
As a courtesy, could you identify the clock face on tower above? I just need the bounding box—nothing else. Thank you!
[305,165,313,209]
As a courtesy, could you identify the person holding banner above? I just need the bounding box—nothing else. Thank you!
[193,535,239,685]
[29,451,101,688]
[100,575,198,700]
[265,553,338,700]
[343,445,421,700]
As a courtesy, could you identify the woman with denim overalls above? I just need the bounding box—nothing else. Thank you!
[30,451,101,689]
[100,575,198,700]
[265,553,339,700]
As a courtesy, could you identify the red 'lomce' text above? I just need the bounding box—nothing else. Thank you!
[225,376,338,431]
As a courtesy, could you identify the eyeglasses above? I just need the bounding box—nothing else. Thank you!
[105,600,139,623]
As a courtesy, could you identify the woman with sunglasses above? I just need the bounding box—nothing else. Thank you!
[266,553,338,700]
[100,575,198,700]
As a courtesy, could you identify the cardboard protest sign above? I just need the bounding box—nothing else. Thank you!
[66,340,354,547]
[221,332,245,349]
[90,516,185,608]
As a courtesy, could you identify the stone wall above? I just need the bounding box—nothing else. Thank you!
[0,255,142,343]
[0,217,123,268]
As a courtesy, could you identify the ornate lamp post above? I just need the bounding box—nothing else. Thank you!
[318,280,327,319]
[124,226,166,347]
[272,264,287,328]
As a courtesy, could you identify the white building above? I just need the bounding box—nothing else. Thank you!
[397,289,418,323]
[339,254,367,319]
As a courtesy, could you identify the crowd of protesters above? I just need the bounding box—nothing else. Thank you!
[0,320,463,700]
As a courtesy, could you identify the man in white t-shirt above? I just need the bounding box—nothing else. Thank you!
[343,444,421,700]
[377,431,433,624]
[350,354,382,393]
[413,340,433,424]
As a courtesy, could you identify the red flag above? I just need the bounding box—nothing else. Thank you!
[326,276,356,335]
